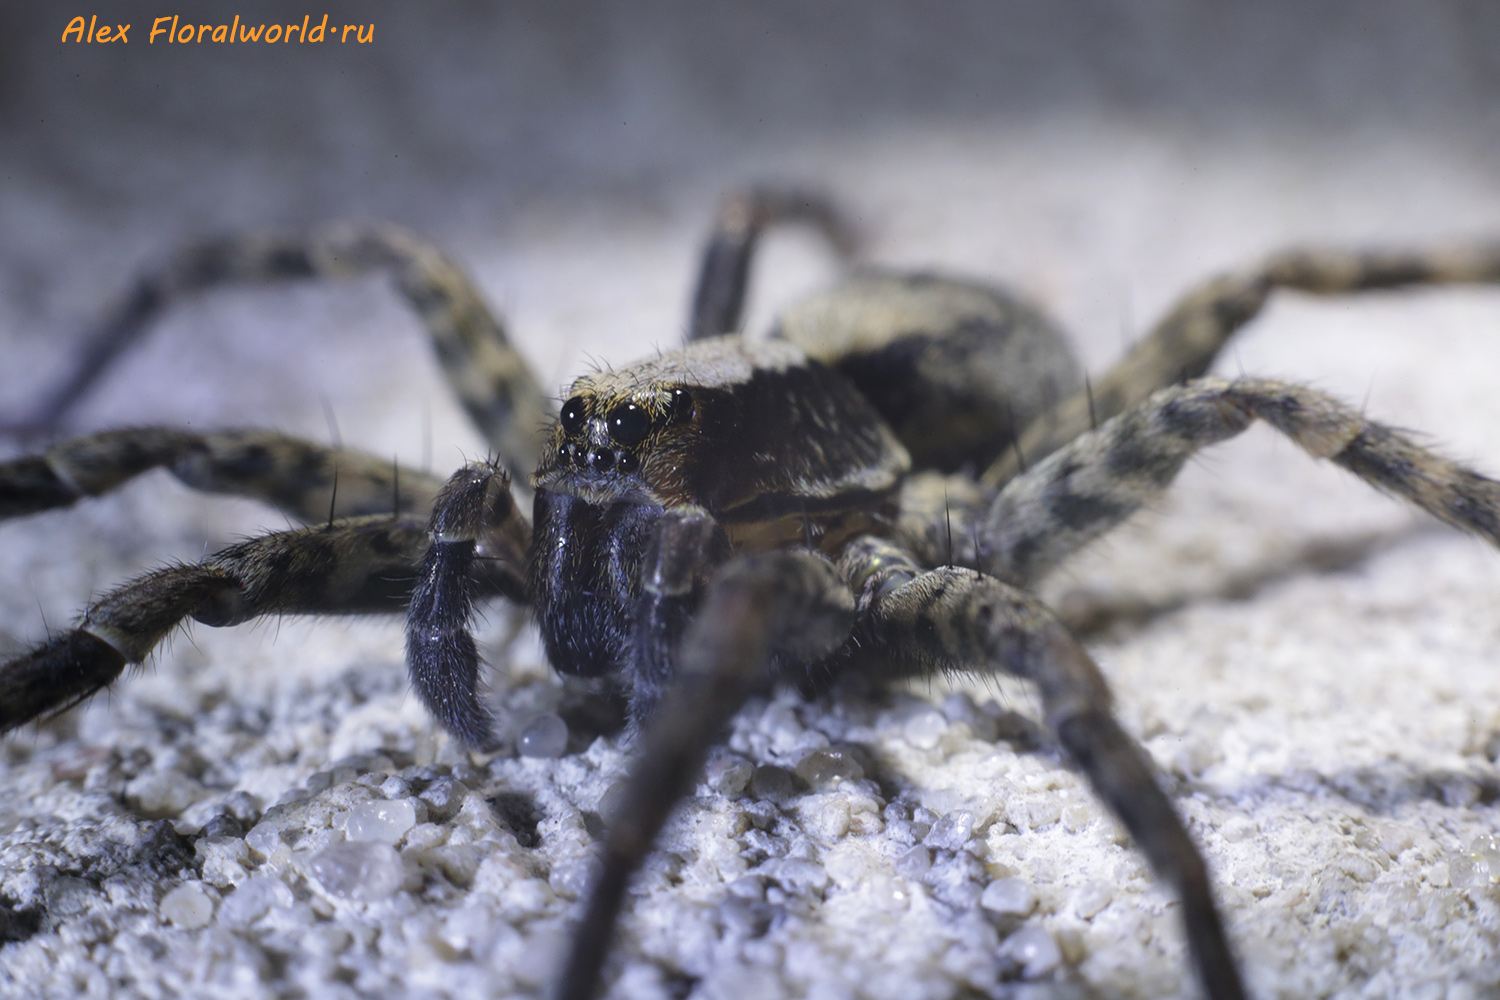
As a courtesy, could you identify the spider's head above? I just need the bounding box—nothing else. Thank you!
[532,337,908,527]
[532,380,698,504]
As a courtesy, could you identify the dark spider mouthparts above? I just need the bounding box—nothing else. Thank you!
[4,188,1500,1000]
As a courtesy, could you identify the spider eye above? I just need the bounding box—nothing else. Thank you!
[606,402,652,446]
[560,396,587,437]
[669,388,694,424]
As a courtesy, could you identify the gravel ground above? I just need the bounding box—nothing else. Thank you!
[4,4,1500,999]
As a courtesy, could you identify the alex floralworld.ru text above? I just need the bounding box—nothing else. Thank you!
[61,15,374,44]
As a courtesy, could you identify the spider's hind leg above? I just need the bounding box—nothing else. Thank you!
[974,376,1500,588]
[985,241,1500,485]
[0,426,445,524]
[12,224,549,482]
[687,186,859,341]
[839,536,1246,1000]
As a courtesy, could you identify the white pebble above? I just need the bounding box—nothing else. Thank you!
[762,858,830,893]
[219,874,294,926]
[1472,834,1500,881]
[379,775,412,799]
[1450,852,1484,889]
[924,810,975,851]
[1060,803,1095,832]
[895,846,932,878]
[308,841,405,902]
[346,799,418,844]
[196,837,251,888]
[244,822,286,859]
[1015,797,1063,829]
[1071,882,1114,919]
[1003,925,1063,978]
[704,754,755,797]
[903,709,948,749]
[548,858,599,899]
[794,748,864,788]
[159,883,214,929]
[127,772,206,817]
[981,877,1036,916]
[518,713,569,758]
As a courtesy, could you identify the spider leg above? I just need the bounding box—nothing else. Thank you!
[975,376,1500,587]
[9,224,548,482]
[626,504,730,726]
[838,536,1246,1000]
[0,513,436,734]
[983,242,1500,486]
[405,463,530,747]
[687,186,859,341]
[555,548,855,1000]
[0,426,443,524]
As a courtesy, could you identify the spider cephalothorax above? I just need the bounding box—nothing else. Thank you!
[4,188,1500,1000]
[527,338,907,721]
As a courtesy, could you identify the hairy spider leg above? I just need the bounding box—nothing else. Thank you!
[0,426,444,524]
[974,376,1500,587]
[8,224,548,483]
[406,462,531,747]
[626,505,731,726]
[985,242,1500,486]
[687,186,860,342]
[554,545,856,1000]
[838,536,1246,1000]
[0,514,440,733]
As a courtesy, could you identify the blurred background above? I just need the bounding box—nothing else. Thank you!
[5,1,1500,442]
[5,3,1500,997]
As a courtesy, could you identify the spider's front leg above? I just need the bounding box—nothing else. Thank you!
[0,514,432,733]
[554,521,854,1000]
[1,460,531,738]
[404,462,531,747]
[839,537,1247,1000]
[9,224,549,482]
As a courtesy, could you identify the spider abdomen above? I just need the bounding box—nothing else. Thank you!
[772,272,1080,473]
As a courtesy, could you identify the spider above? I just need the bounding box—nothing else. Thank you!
[3,188,1500,999]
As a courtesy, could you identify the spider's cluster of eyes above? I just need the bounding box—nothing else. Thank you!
[556,387,694,475]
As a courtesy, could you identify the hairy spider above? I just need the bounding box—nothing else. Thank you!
[3,188,1500,999]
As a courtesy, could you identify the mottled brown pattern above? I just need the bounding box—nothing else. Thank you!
[977,377,1500,588]
[0,426,443,524]
[982,241,1500,487]
[8,224,548,483]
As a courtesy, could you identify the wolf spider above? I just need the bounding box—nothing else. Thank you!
[3,189,1500,999]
